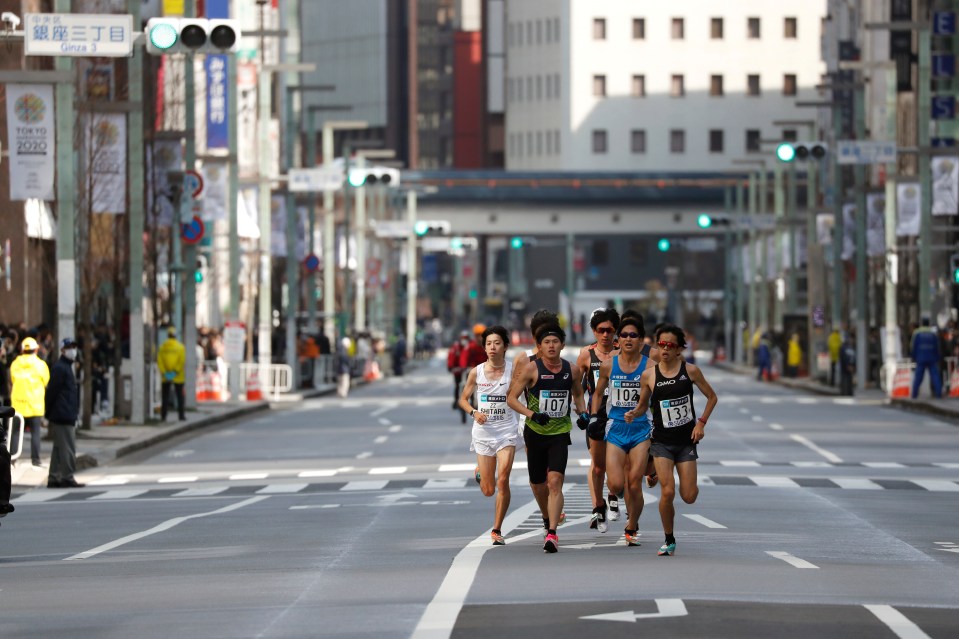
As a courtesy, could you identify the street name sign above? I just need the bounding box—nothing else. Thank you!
[289,166,343,192]
[24,13,134,58]
[837,140,897,165]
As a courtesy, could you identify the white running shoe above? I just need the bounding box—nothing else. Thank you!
[608,495,620,521]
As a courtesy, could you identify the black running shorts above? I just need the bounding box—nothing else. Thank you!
[650,441,698,463]
[523,426,571,484]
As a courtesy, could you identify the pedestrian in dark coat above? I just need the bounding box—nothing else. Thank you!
[45,338,84,488]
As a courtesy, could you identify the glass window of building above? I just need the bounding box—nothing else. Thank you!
[748,17,760,39]
[554,18,561,42]
[537,131,543,155]
[593,18,606,40]
[593,74,607,97]
[631,129,647,154]
[670,130,685,153]
[632,74,646,97]
[554,130,561,155]
[783,129,798,142]
[783,74,797,96]
[671,74,685,97]
[784,17,797,38]
[536,76,543,100]
[633,18,645,39]
[710,75,723,96]
[537,20,542,44]
[711,17,723,39]
[672,18,684,39]
[592,129,608,154]
[747,74,761,96]
[746,129,761,152]
[709,129,724,153]
[555,74,561,99]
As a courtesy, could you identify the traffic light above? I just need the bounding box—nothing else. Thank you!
[414,220,451,237]
[951,253,959,284]
[775,141,827,163]
[347,167,401,188]
[510,236,524,249]
[195,256,207,283]
[697,214,731,228]
[145,18,241,55]
[657,238,671,252]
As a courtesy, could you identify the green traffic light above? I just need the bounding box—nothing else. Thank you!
[657,238,671,252]
[194,271,203,284]
[347,171,367,188]
[954,268,959,284]
[697,214,712,229]
[414,221,429,236]
[149,23,178,50]
[510,236,523,249]
[469,289,478,299]
[776,142,796,163]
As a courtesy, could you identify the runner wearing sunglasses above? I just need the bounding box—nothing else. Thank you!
[590,314,657,546]
[629,323,717,557]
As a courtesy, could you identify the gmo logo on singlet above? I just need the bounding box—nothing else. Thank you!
[656,379,676,387]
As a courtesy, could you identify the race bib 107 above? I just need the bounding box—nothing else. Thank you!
[538,390,569,418]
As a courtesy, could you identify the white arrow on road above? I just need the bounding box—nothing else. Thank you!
[581,599,688,623]
[377,491,417,504]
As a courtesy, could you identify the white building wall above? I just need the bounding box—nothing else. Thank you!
[506,0,827,172]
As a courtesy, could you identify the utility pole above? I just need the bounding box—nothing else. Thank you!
[127,0,146,422]
[735,179,747,365]
[854,79,868,392]
[406,190,419,358]
[54,0,75,346]
[182,0,198,410]
[918,28,933,318]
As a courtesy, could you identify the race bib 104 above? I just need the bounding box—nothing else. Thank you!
[659,395,693,428]
[539,390,569,418]
[609,380,641,408]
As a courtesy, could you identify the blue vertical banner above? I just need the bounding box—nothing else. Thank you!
[205,0,230,149]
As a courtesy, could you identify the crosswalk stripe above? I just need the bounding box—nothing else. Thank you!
[909,479,959,492]
[157,476,199,483]
[229,473,269,480]
[257,483,308,494]
[298,470,337,478]
[720,460,761,467]
[341,480,389,491]
[89,489,150,500]
[423,478,469,489]
[830,478,883,490]
[13,491,66,503]
[863,462,906,468]
[439,463,474,472]
[749,476,800,488]
[369,467,407,475]
[172,486,229,497]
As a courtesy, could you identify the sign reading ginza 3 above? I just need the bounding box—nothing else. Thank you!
[24,13,134,58]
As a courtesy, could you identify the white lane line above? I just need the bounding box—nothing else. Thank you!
[683,514,726,529]
[290,504,341,510]
[369,466,407,475]
[341,480,389,491]
[13,491,67,503]
[863,462,906,468]
[157,476,199,484]
[173,486,229,497]
[88,475,135,486]
[765,551,819,569]
[739,408,750,414]
[373,435,389,444]
[749,476,800,488]
[769,423,785,431]
[796,397,818,404]
[789,434,843,463]
[759,398,777,404]
[378,418,391,426]
[864,605,932,639]
[720,460,761,467]
[751,415,763,422]
[89,489,149,500]
[356,452,373,460]
[791,461,833,468]
[910,479,959,492]
[257,483,308,494]
[370,403,397,417]
[439,463,475,472]
[933,463,959,469]
[423,479,469,489]
[229,473,269,480]
[65,496,268,561]
[298,470,337,478]
[831,477,883,490]
[388,425,402,433]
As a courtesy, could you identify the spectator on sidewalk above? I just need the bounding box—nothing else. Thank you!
[911,318,942,399]
[336,337,352,398]
[827,327,842,387]
[786,333,803,378]
[157,326,186,421]
[9,337,49,467]
[46,338,84,489]
[756,333,772,382]
[840,331,856,396]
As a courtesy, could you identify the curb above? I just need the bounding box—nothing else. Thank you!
[890,398,959,424]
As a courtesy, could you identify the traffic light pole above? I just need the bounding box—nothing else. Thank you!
[54,0,76,352]
[772,162,785,333]
[354,156,367,334]
[406,191,419,360]
[854,81,868,392]
[747,171,759,365]
[182,0,199,409]
[786,162,799,316]
[735,180,747,365]
[723,186,734,362]
[831,102,845,334]
[127,0,147,422]
[758,169,770,336]
[883,66,900,395]
[918,28,932,319]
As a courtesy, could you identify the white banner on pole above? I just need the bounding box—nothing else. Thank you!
[896,182,920,237]
[866,192,886,257]
[841,203,856,261]
[5,84,56,201]
[816,213,834,246]
[932,156,958,216]
[201,161,228,222]
[87,113,126,214]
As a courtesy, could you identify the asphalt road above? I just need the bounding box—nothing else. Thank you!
[2,354,958,638]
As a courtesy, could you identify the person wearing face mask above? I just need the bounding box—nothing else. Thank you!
[45,338,84,488]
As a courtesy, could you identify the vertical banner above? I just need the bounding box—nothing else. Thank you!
[87,114,127,214]
[816,213,834,246]
[5,84,56,201]
[896,182,921,236]
[237,63,258,177]
[205,55,229,149]
[271,195,287,256]
[151,140,183,227]
[841,203,856,261]
[931,157,958,216]
[201,161,228,221]
[866,192,886,257]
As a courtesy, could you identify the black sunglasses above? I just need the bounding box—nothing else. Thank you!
[619,331,640,339]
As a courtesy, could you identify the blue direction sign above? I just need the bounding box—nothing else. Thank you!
[933,54,956,78]
[934,11,957,35]
[932,95,956,120]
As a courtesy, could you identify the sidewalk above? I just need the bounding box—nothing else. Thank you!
[10,381,339,489]
[713,360,959,424]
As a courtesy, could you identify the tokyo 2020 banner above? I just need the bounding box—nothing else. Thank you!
[5,84,56,201]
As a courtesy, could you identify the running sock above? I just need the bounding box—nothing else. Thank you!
[547,529,557,536]
[625,528,637,535]
[665,533,676,545]
[491,528,501,535]
[542,518,549,529]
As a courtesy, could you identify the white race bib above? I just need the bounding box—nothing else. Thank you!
[609,380,641,408]
[659,395,693,428]
[478,393,509,423]
[538,390,569,418]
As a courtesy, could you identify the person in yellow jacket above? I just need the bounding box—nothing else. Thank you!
[786,333,803,378]
[827,328,842,387]
[10,337,50,466]
[158,326,186,421]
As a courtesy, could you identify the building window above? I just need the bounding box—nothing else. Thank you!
[517,22,523,46]
[593,18,606,40]
[747,74,761,96]
[631,129,646,154]
[536,131,543,155]
[536,20,542,44]
[545,19,552,43]
[784,17,797,38]
[711,17,723,39]
[672,18,684,39]
[783,74,797,96]
[592,129,608,154]
[545,75,552,99]
[709,129,724,153]
[554,18,560,42]
[593,74,607,97]
[527,77,533,100]
[783,129,798,142]
[527,21,533,45]
[517,78,523,101]
[748,17,760,39]
[633,18,645,39]
[710,75,723,96]
[536,76,542,100]
[671,74,685,97]
[546,131,553,155]
[746,129,761,152]
[592,240,609,266]
[527,132,534,156]
[508,23,514,48]
[555,74,561,99]
[554,130,561,155]
[632,75,646,97]
[670,130,685,153]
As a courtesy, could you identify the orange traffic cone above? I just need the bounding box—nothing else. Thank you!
[209,371,223,401]
[948,368,959,398]
[196,371,210,401]
[246,370,263,401]
[891,365,911,398]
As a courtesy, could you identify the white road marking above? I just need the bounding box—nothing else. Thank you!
[87,475,135,486]
[759,398,777,404]
[290,504,340,510]
[739,408,750,414]
[862,462,906,468]
[388,425,402,433]
[749,475,800,488]
[910,479,959,492]
[796,397,818,404]
[377,418,391,426]
[791,461,833,468]
[13,490,68,503]
[373,435,389,444]
[370,403,397,417]
[423,478,470,489]
[683,514,726,529]
[298,470,338,478]
[173,486,229,497]
[65,496,268,561]
[336,466,354,472]
[229,473,269,480]
[581,599,688,623]
[167,450,194,458]
[369,466,407,475]
[577,458,592,466]
[89,489,149,500]
[765,551,819,569]
[832,478,883,490]
[789,434,843,463]
[356,452,373,460]
[439,463,475,472]
[768,423,784,431]
[157,476,198,484]
[720,460,761,467]
[751,415,763,422]
[864,605,932,639]
[341,480,389,491]
[933,462,959,469]
[257,483,308,494]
